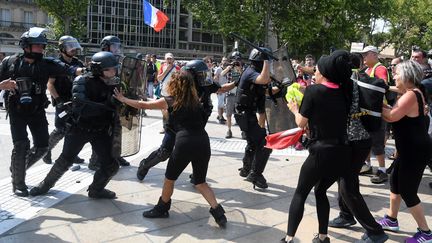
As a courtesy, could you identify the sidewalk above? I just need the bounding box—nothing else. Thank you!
[0,101,431,242]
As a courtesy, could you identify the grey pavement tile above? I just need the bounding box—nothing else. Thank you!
[6,198,122,235]
[70,217,135,242]
[103,233,152,243]
[144,209,269,242]
[0,225,78,243]
[107,206,192,235]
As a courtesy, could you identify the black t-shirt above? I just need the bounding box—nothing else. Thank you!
[164,96,206,132]
[146,61,157,83]
[299,84,348,140]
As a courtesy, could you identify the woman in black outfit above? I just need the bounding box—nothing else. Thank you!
[281,50,352,243]
[113,71,227,228]
[378,60,431,242]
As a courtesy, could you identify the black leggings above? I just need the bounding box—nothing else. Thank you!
[390,156,427,207]
[287,142,350,236]
[165,130,210,185]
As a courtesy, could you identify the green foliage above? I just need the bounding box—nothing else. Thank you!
[182,0,266,55]
[35,0,91,39]
[387,0,432,56]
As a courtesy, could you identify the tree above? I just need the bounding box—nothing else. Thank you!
[386,0,432,56]
[35,0,91,39]
[264,0,394,58]
[182,0,266,55]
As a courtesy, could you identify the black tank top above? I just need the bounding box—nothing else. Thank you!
[392,90,431,160]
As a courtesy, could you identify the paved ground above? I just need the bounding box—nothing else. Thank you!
[0,94,431,243]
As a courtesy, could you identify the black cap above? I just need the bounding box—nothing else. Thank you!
[317,50,352,85]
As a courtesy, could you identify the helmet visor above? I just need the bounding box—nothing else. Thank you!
[109,43,122,55]
[64,41,82,52]
[197,71,213,87]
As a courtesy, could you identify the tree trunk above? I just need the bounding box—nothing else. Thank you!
[222,35,227,57]
[64,16,72,35]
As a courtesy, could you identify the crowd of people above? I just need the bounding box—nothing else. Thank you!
[1,26,432,243]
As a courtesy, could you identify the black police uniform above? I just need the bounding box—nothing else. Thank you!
[234,66,272,189]
[0,54,79,196]
[29,73,120,198]
[43,55,84,164]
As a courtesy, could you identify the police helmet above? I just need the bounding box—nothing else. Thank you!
[19,27,48,49]
[100,35,121,52]
[248,48,272,62]
[231,51,242,60]
[90,51,119,76]
[58,35,82,54]
[183,60,212,86]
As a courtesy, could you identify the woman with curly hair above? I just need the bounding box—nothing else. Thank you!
[113,70,227,228]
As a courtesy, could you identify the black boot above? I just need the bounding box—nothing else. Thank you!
[209,204,227,228]
[116,157,130,166]
[137,147,171,181]
[11,140,30,197]
[29,156,70,196]
[246,147,271,189]
[26,146,49,169]
[137,159,150,181]
[239,146,253,177]
[42,150,52,164]
[73,156,85,164]
[87,162,119,199]
[143,197,171,218]
[43,128,65,165]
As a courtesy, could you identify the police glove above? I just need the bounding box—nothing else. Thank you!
[259,51,271,61]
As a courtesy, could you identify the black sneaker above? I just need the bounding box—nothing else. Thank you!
[371,170,388,184]
[225,130,232,139]
[73,157,85,164]
[356,232,388,243]
[312,234,330,243]
[328,215,356,228]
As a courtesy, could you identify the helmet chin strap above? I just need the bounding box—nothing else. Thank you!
[62,51,74,59]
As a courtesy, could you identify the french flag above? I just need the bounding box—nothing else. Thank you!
[265,127,304,150]
[143,0,169,32]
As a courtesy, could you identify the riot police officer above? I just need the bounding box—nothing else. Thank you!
[136,59,235,181]
[30,51,121,199]
[235,48,273,189]
[88,35,130,170]
[43,35,85,165]
[0,27,86,197]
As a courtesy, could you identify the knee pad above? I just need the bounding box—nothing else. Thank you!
[157,147,172,161]
[105,160,120,176]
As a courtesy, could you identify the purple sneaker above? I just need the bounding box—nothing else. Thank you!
[377,215,399,232]
[405,229,432,243]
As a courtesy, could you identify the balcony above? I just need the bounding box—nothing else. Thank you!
[0,21,35,32]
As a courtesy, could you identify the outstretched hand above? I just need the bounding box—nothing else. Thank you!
[113,88,125,103]
[0,78,17,90]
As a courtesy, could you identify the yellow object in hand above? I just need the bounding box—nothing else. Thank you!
[285,83,304,105]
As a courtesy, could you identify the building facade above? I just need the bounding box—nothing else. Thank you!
[0,0,51,53]
[0,0,224,59]
[86,0,223,59]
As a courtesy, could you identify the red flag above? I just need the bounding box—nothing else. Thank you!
[265,127,304,150]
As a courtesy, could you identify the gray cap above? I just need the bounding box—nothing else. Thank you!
[359,45,379,54]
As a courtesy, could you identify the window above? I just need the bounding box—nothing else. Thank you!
[0,9,11,27]
[179,30,187,41]
[180,16,188,28]
[24,11,33,28]
[192,31,201,42]
[202,33,212,43]
[192,20,201,29]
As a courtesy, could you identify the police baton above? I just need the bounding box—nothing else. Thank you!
[228,32,279,61]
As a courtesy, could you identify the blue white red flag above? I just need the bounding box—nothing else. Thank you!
[143,0,169,32]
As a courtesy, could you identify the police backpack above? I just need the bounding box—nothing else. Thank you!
[353,72,388,132]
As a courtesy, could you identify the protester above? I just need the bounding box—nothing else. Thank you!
[113,71,227,228]
[378,60,432,242]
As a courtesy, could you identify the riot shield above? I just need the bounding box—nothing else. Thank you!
[119,56,147,156]
[265,46,297,134]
